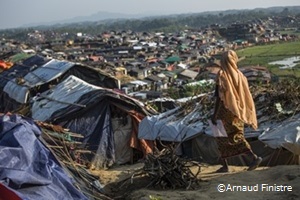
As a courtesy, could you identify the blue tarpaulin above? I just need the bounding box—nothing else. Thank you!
[0,114,88,200]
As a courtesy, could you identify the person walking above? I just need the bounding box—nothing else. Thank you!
[211,50,262,173]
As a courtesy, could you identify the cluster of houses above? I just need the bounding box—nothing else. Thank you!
[0,14,300,200]
[3,18,292,100]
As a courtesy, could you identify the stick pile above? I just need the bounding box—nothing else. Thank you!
[143,145,201,189]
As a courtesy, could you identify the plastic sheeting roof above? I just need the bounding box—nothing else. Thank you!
[139,94,300,156]
[3,59,75,103]
[28,59,74,86]
[0,65,31,88]
[31,75,103,121]
[30,75,154,168]
[259,113,300,155]
[138,106,205,142]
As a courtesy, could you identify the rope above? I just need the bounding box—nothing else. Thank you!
[38,93,86,108]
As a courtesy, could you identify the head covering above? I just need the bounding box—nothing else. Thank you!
[217,50,258,129]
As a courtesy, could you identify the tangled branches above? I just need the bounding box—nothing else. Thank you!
[251,78,300,121]
[143,145,201,190]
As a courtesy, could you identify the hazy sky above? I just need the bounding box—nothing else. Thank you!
[1,0,299,29]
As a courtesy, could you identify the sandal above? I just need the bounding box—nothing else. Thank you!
[215,167,229,173]
[247,157,262,171]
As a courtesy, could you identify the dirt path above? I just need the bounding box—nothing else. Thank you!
[91,164,300,200]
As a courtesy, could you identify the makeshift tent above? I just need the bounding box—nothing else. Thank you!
[0,55,49,112]
[138,105,204,142]
[0,113,88,200]
[138,93,300,166]
[259,113,300,155]
[31,75,155,169]
[188,131,299,166]
[0,54,120,113]
[138,94,215,141]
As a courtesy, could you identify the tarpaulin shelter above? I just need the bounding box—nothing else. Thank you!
[0,54,120,113]
[31,75,155,169]
[0,113,88,200]
[138,93,300,166]
[138,104,204,142]
[0,55,49,112]
[139,94,213,142]
[259,113,300,155]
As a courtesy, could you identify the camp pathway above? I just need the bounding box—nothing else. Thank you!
[90,163,300,200]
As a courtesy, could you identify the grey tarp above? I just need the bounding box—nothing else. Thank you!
[259,113,300,155]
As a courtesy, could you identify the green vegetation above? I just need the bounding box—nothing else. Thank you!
[237,40,300,77]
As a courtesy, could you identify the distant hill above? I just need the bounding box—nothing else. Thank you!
[21,10,169,28]
[1,5,299,39]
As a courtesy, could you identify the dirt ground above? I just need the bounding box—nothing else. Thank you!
[91,163,300,200]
